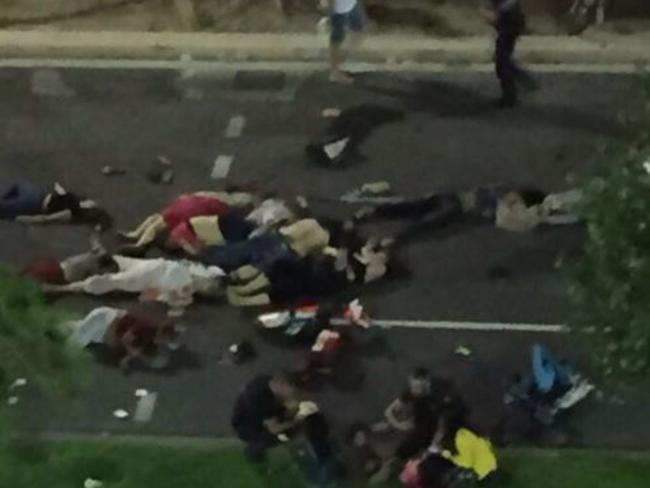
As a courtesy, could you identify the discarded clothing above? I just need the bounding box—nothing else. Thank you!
[67,307,124,348]
[246,198,294,228]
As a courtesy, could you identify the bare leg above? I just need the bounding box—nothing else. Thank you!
[131,216,167,249]
[42,281,86,293]
[329,41,353,83]
[121,214,160,240]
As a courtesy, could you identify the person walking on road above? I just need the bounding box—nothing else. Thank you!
[481,0,537,107]
[324,0,367,83]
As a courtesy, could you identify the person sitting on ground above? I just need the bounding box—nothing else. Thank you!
[374,368,437,435]
[120,190,253,251]
[370,369,469,485]
[231,373,302,461]
[354,185,582,239]
[0,181,112,229]
[65,304,181,372]
[42,255,223,315]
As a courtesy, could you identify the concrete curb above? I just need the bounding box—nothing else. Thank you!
[0,30,649,66]
[16,431,241,449]
[15,432,650,456]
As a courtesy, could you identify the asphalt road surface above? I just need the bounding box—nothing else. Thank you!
[1,63,648,449]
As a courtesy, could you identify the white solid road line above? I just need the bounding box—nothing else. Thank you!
[0,58,645,74]
[331,318,568,333]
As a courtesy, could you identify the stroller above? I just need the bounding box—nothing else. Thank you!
[504,344,594,426]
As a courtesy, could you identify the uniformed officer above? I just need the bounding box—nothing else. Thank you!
[481,0,536,107]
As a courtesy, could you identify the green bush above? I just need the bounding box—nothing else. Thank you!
[0,272,88,401]
[570,83,650,380]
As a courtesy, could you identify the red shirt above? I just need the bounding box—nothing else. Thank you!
[160,194,229,228]
[113,314,159,353]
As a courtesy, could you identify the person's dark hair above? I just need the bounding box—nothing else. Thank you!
[412,367,431,380]
[518,187,546,207]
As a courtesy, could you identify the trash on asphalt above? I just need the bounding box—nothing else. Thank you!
[84,478,104,488]
[112,409,129,419]
[455,345,472,357]
[306,135,352,166]
[135,388,149,397]
[146,155,174,185]
[340,181,394,202]
[10,378,27,389]
[219,340,257,365]
[258,310,291,329]
[101,166,126,176]
[322,107,341,118]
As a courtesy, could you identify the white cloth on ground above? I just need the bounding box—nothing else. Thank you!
[67,307,124,347]
[246,199,294,228]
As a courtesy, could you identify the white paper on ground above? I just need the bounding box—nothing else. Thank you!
[113,409,129,419]
[135,389,149,397]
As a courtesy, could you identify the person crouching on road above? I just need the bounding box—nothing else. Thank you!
[231,373,303,462]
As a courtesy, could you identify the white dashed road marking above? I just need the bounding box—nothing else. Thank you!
[211,155,234,179]
[225,115,246,139]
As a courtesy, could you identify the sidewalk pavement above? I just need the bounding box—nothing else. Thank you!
[0,30,649,66]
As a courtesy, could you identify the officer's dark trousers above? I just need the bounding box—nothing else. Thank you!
[495,14,526,103]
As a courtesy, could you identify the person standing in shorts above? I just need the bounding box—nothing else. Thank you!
[326,0,367,83]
